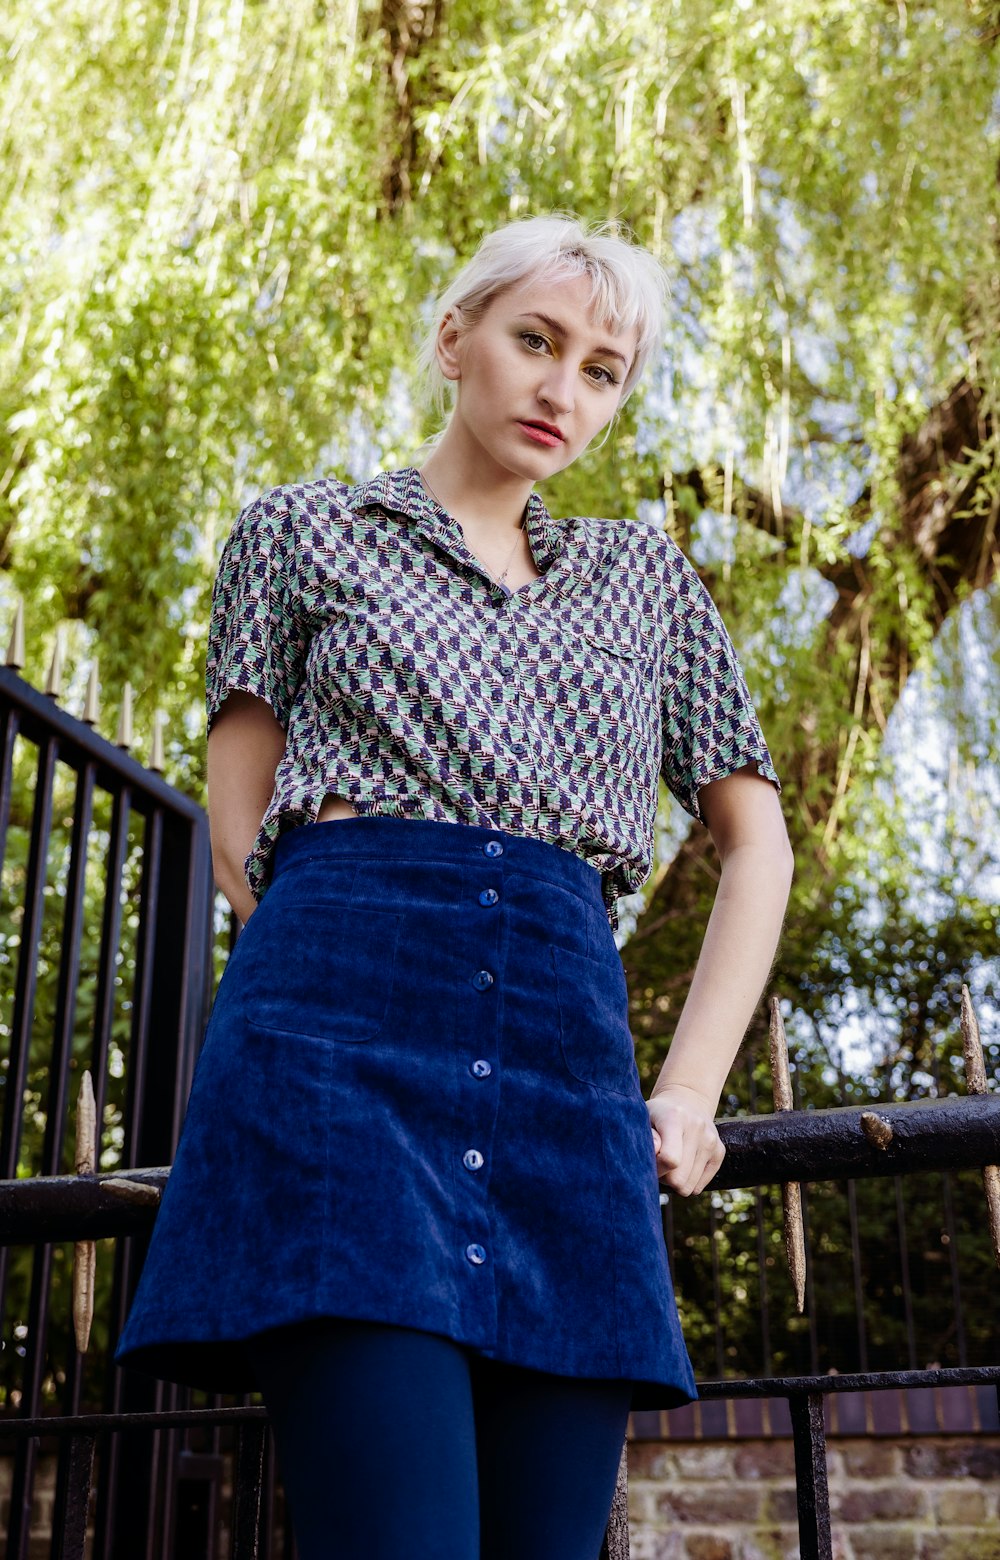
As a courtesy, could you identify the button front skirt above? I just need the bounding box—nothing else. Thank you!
[114,817,697,1411]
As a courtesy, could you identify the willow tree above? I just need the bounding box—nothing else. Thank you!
[1,0,998,1083]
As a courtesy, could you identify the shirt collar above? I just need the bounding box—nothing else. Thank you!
[347,466,568,576]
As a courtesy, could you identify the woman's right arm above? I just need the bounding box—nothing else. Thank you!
[206,691,287,924]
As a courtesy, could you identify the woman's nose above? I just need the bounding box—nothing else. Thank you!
[537,362,576,415]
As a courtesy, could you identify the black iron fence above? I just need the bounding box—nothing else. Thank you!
[0,659,216,1557]
[1,653,998,1560]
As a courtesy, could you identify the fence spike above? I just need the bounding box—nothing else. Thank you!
[150,709,166,773]
[961,984,988,1093]
[44,625,65,699]
[72,1071,97,1353]
[770,997,807,1313]
[961,984,1000,1268]
[5,597,25,669]
[116,682,134,750]
[83,661,100,726]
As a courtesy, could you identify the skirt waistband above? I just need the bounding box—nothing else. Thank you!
[272,816,603,904]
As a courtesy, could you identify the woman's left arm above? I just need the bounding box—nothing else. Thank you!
[646,766,794,1196]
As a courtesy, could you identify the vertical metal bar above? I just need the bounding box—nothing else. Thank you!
[88,786,130,1157]
[15,1241,58,1515]
[5,1434,40,1560]
[940,1172,968,1367]
[708,1199,726,1378]
[798,1186,820,1376]
[747,1060,772,1377]
[101,808,168,1560]
[1,734,57,1177]
[105,807,214,1560]
[42,762,97,1176]
[2,734,58,1560]
[846,1179,868,1372]
[894,1176,918,1370]
[0,701,21,892]
[788,1392,833,1560]
[119,807,163,1168]
[231,1419,268,1560]
[52,1431,98,1560]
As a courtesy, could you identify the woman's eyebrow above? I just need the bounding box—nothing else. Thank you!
[514,311,631,370]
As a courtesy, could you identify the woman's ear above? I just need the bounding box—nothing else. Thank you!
[435,309,464,383]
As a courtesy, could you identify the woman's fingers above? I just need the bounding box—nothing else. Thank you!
[646,1091,726,1197]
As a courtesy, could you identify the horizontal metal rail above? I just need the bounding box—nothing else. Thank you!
[3,1368,997,1560]
[1,1365,996,1439]
[708,1094,1000,1189]
[0,667,205,823]
[1,1094,998,1244]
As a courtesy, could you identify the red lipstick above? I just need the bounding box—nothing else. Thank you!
[518,420,564,446]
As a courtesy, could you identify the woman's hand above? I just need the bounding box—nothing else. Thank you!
[646,1083,725,1196]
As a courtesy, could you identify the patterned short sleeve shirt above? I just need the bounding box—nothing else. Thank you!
[206,466,780,928]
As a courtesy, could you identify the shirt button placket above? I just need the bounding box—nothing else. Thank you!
[458,836,505,1324]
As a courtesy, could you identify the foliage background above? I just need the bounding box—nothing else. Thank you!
[1,0,999,1401]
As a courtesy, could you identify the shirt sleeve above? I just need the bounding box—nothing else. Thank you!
[205,491,311,732]
[660,559,780,823]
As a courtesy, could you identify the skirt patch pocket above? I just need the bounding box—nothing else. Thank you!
[550,942,637,1096]
[245,904,402,1043]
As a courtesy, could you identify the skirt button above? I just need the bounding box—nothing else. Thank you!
[470,1059,492,1078]
[472,969,495,990]
[463,1148,485,1171]
[478,888,499,907]
[465,1243,487,1265]
[483,840,504,857]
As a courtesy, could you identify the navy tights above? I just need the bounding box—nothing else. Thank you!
[247,1317,633,1560]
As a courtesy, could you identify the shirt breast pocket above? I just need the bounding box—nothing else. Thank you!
[564,630,654,770]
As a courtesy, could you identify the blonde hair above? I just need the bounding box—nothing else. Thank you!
[415,214,669,417]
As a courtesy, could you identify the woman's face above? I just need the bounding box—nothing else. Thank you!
[438,271,638,482]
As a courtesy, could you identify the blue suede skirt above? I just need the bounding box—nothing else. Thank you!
[114,817,697,1411]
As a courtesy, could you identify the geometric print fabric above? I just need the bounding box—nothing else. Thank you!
[206,465,780,928]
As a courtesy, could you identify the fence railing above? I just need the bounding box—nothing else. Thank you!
[2,1092,999,1559]
[1,649,998,1560]
[0,658,215,1558]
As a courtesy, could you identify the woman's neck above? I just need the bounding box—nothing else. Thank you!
[417,429,533,536]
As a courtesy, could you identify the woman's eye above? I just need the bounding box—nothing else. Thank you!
[587,364,618,387]
[521,332,548,351]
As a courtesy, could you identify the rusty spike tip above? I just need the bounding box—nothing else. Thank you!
[983,1165,1000,1270]
[150,710,166,773]
[769,997,806,1310]
[116,682,134,750]
[72,1069,98,1351]
[83,661,100,725]
[768,996,794,1113]
[860,1111,894,1150]
[782,1182,807,1314]
[44,624,65,699]
[72,1242,96,1353]
[5,597,25,669]
[75,1069,96,1177]
[961,984,988,1095]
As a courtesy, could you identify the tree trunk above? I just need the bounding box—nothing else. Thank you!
[627,379,997,1047]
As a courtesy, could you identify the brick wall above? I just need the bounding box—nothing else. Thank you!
[4,1428,1000,1557]
[626,1435,1000,1560]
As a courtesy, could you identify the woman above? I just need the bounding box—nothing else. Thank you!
[116,215,793,1560]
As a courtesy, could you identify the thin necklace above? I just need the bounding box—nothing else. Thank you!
[418,470,526,588]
